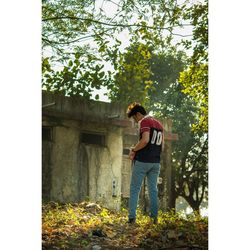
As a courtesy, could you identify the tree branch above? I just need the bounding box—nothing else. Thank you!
[42,15,192,37]
[42,35,95,45]
[191,137,208,172]
[42,26,115,46]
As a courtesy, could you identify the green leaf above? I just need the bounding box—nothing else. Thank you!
[68,60,73,67]
[99,71,105,78]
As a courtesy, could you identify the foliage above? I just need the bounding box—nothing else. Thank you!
[42,53,109,99]
[108,42,154,106]
[179,63,208,132]
[42,0,193,98]
[159,0,208,210]
[178,0,208,133]
[157,80,208,213]
[108,41,188,107]
[174,134,208,214]
[42,0,99,59]
[42,0,190,60]
[147,50,188,116]
[182,0,208,64]
[42,201,208,249]
[155,77,208,214]
[153,79,208,213]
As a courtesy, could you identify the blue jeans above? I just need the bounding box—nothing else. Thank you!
[128,160,161,220]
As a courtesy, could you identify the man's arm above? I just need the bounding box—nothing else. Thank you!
[129,131,150,160]
[132,131,150,152]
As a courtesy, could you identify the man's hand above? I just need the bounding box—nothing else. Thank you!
[129,148,136,160]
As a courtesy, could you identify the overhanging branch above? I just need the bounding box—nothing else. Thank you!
[42,15,192,37]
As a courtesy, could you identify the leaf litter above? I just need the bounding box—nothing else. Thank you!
[42,201,208,249]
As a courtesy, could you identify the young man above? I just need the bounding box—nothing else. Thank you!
[126,102,164,224]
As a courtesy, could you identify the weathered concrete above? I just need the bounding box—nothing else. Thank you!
[121,127,138,198]
[42,92,129,210]
[42,92,130,127]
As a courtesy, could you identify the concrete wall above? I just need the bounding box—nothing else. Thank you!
[42,92,130,210]
[121,128,138,198]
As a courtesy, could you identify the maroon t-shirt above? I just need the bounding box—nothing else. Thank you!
[134,116,163,163]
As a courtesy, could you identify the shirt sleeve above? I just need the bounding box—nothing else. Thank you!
[140,119,151,133]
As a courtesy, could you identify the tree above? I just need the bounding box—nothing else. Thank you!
[148,75,208,215]
[108,42,154,106]
[175,135,208,214]
[173,0,208,214]
[155,81,208,214]
[42,0,194,97]
[42,0,192,60]
[42,53,108,99]
[147,49,188,111]
[179,63,208,132]
[178,0,208,133]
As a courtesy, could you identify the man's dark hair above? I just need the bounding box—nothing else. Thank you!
[126,102,147,118]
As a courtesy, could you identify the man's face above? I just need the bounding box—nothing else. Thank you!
[132,114,139,123]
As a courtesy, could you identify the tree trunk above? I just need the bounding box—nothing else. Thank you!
[166,140,176,211]
[184,196,201,216]
[160,148,168,211]
[192,206,200,216]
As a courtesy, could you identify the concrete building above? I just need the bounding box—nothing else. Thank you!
[42,92,178,211]
[42,91,137,210]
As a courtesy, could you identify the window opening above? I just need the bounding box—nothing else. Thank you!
[80,132,106,146]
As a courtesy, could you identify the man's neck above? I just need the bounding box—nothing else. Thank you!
[137,114,145,122]
[138,114,151,123]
